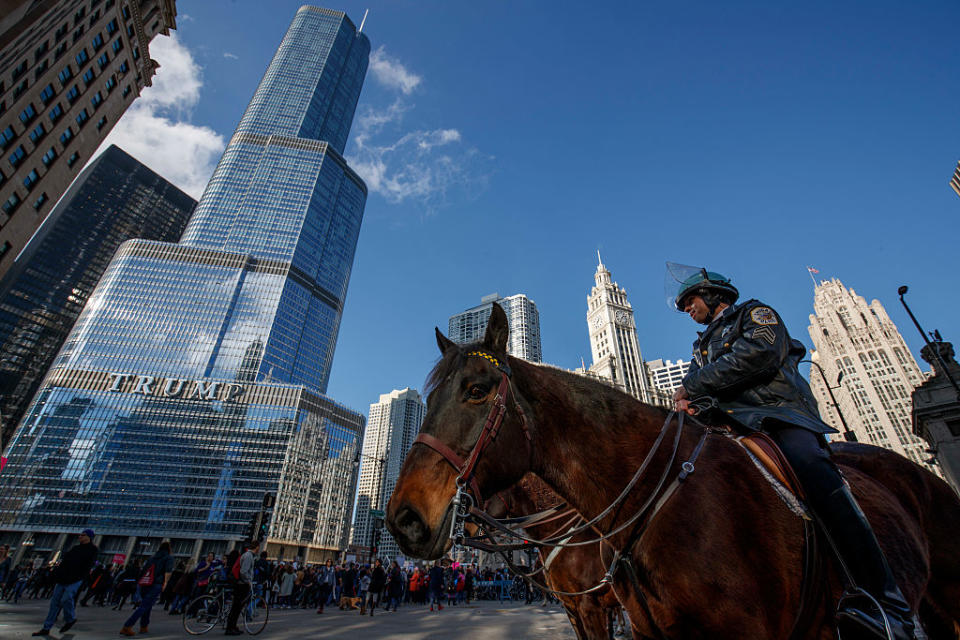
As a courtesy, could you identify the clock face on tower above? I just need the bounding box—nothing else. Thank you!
[615,310,630,325]
[593,316,603,329]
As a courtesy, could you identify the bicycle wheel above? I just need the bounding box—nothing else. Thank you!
[183,595,224,635]
[242,593,269,635]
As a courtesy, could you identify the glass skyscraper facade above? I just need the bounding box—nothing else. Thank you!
[0,6,370,564]
[0,145,196,452]
[448,293,543,362]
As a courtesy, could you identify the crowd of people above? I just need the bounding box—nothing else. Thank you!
[0,535,548,635]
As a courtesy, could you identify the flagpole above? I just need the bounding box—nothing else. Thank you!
[807,267,818,288]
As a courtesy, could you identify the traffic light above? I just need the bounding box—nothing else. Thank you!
[247,513,262,541]
[262,493,275,509]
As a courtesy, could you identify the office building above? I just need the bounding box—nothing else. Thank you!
[351,388,425,562]
[646,358,690,394]
[808,278,933,469]
[0,6,370,565]
[951,160,960,199]
[0,145,195,452]
[586,254,654,403]
[448,293,542,362]
[0,0,178,280]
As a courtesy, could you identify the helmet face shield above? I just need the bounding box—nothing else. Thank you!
[665,261,739,311]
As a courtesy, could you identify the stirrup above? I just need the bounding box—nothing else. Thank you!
[835,589,912,640]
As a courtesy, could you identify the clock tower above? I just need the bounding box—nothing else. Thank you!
[586,253,653,403]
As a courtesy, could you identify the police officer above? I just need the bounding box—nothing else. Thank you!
[671,267,914,640]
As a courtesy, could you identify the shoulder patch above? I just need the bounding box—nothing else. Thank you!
[750,307,778,326]
[752,326,777,345]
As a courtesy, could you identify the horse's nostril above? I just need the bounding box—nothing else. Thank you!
[395,505,429,544]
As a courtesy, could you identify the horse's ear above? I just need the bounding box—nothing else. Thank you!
[483,303,509,354]
[435,327,456,355]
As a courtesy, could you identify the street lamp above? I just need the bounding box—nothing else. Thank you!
[898,285,960,401]
[802,359,857,442]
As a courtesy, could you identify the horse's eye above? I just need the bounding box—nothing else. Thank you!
[467,385,487,401]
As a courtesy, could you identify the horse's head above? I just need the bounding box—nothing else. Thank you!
[386,304,534,559]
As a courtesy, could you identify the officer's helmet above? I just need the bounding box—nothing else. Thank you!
[670,266,739,311]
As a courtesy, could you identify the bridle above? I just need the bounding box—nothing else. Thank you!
[412,350,531,543]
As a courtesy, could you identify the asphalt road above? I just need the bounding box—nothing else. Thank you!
[0,597,579,639]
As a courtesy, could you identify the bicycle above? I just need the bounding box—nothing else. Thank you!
[182,584,269,635]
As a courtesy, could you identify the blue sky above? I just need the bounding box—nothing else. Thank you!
[99,1,960,415]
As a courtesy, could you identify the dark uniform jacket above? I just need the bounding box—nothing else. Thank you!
[681,299,836,435]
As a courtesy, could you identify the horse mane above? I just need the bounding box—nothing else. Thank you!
[424,340,672,431]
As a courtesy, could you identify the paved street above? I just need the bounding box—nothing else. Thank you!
[0,598,578,639]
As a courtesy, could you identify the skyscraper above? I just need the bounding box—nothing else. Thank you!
[586,254,654,403]
[0,0,179,280]
[951,160,960,199]
[0,145,195,452]
[352,388,425,561]
[645,358,691,394]
[808,278,933,469]
[448,293,542,362]
[0,7,370,565]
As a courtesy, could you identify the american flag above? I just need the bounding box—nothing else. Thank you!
[807,267,820,274]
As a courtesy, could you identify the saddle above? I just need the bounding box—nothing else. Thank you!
[736,432,807,502]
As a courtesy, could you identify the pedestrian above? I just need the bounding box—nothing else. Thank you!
[224,539,259,636]
[339,562,358,610]
[0,544,11,588]
[118,541,174,636]
[428,560,444,612]
[315,559,335,614]
[357,567,371,614]
[112,560,141,610]
[385,561,403,612]
[365,558,385,616]
[167,561,195,614]
[31,529,98,636]
[278,563,295,608]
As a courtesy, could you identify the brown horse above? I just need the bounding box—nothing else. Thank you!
[487,475,624,640]
[387,305,960,639]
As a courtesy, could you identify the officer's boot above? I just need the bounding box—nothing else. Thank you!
[818,484,915,640]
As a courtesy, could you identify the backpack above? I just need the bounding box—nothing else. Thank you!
[137,563,155,587]
[231,555,243,581]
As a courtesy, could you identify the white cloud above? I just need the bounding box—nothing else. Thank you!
[347,52,492,210]
[92,33,224,198]
[223,52,238,60]
[368,46,422,95]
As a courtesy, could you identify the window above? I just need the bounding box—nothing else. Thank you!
[122,5,131,20]
[55,23,69,42]
[19,104,37,125]
[34,41,50,62]
[132,46,139,61]
[54,42,68,60]
[98,53,109,69]
[12,60,27,80]
[91,91,103,108]
[106,0,115,9]
[92,33,104,50]
[89,10,101,27]
[107,19,119,35]
[60,127,74,146]
[49,103,64,123]
[75,49,89,66]
[121,85,131,97]
[118,60,129,74]
[34,60,49,79]
[76,108,89,127]
[33,192,48,210]
[0,242,11,258]
[0,100,4,116]
[65,85,80,103]
[41,147,57,166]
[39,83,55,104]
[23,169,39,190]
[12,80,28,99]
[73,26,85,43]
[112,37,124,53]
[104,75,116,92]
[127,24,134,38]
[0,126,15,150]
[67,151,80,166]
[74,7,86,25]
[83,68,95,85]
[96,115,107,130]
[29,123,46,143]
[2,193,20,216]
[8,145,26,168]
[58,64,73,85]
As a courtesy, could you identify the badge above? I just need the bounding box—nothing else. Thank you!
[750,307,778,326]
[753,326,776,345]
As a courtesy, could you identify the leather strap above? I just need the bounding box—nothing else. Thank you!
[413,432,483,501]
